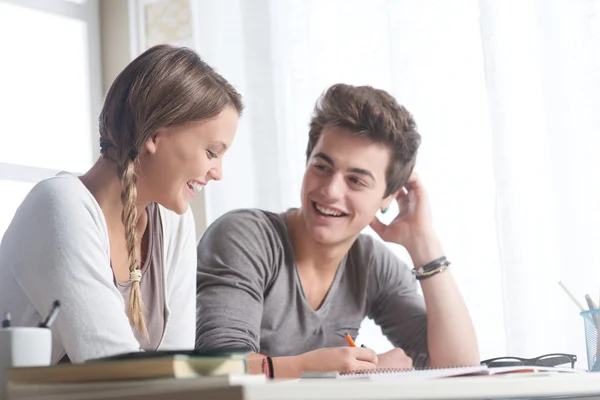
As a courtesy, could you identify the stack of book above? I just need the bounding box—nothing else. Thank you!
[6,350,264,400]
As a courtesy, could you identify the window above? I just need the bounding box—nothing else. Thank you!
[0,0,101,239]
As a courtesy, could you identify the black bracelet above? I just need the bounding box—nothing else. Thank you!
[413,255,451,280]
[415,263,450,280]
[420,256,447,272]
[266,356,274,379]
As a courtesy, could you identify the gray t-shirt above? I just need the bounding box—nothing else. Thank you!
[196,209,429,367]
[117,202,166,351]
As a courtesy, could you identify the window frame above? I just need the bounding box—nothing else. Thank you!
[0,0,102,238]
[0,0,102,182]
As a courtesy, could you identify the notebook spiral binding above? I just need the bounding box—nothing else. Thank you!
[339,367,411,376]
[339,365,480,376]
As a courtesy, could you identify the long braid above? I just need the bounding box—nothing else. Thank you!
[120,157,148,337]
[98,44,244,337]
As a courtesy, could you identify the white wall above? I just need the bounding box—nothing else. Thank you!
[191,0,270,225]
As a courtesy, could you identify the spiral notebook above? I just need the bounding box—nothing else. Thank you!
[301,365,580,380]
[302,365,487,380]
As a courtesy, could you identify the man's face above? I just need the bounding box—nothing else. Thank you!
[300,126,393,245]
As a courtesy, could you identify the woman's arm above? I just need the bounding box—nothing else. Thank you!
[6,178,141,363]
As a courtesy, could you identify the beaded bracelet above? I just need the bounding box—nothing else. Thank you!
[413,256,451,280]
[262,357,269,379]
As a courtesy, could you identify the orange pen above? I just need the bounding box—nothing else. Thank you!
[345,333,357,347]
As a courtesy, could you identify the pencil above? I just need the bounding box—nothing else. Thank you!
[585,294,598,311]
[345,333,357,347]
[558,281,586,311]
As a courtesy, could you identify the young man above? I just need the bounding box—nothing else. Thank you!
[196,84,479,378]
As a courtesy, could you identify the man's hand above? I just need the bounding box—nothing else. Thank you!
[376,348,413,369]
[297,346,379,372]
[370,172,444,268]
[370,172,434,245]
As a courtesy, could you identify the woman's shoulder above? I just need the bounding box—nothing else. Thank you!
[16,172,103,225]
[1,173,110,272]
[28,172,99,208]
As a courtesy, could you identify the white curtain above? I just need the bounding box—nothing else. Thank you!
[193,0,600,366]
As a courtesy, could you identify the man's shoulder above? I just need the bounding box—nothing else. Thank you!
[217,208,282,222]
[350,233,411,276]
[197,209,291,282]
[204,208,286,237]
[198,208,290,257]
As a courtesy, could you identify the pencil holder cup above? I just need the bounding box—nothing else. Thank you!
[0,327,52,397]
[580,309,600,371]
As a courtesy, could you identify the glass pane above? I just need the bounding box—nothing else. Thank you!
[0,2,93,173]
[487,358,525,368]
[537,355,572,368]
[0,180,35,241]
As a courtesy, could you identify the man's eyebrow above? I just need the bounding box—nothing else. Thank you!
[313,152,334,165]
[313,152,376,181]
[348,167,375,181]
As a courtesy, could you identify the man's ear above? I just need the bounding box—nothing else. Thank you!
[380,187,403,212]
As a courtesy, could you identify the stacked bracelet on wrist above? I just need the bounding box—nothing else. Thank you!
[413,256,450,280]
[262,356,274,379]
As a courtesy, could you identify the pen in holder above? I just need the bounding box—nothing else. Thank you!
[580,309,600,371]
[1,301,60,397]
[0,327,53,397]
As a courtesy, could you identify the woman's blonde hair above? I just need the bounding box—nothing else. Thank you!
[98,44,243,337]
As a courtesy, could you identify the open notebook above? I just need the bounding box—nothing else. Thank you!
[302,365,582,380]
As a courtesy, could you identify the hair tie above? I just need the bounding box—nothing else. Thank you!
[128,148,139,161]
[99,138,113,153]
[129,269,142,283]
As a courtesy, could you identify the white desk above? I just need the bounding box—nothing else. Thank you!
[9,373,600,400]
[242,373,600,400]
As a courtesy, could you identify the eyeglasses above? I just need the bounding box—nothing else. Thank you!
[481,353,577,369]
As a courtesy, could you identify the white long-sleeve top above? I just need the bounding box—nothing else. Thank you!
[0,172,196,363]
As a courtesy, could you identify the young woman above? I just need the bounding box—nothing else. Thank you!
[0,44,243,363]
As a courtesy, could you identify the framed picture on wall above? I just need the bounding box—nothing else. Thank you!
[130,0,195,55]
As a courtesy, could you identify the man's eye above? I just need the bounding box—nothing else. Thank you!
[349,177,364,186]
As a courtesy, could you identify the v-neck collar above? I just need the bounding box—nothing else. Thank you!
[280,210,348,315]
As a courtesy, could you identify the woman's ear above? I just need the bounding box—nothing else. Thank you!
[144,133,159,155]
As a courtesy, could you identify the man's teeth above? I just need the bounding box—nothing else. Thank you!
[187,181,203,193]
[315,203,344,217]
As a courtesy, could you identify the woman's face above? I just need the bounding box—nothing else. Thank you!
[137,106,239,214]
